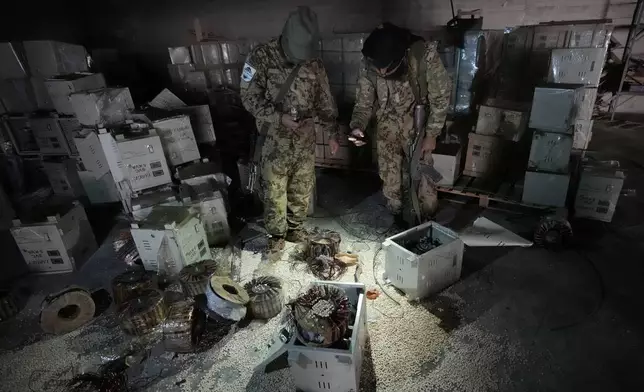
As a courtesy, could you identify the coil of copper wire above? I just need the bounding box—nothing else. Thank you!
[179,260,218,297]
[118,289,167,336]
[111,269,157,306]
[293,284,350,347]
[244,276,283,319]
[162,299,206,352]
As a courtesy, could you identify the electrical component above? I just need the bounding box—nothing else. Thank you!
[111,269,156,305]
[40,287,96,335]
[205,276,249,321]
[534,216,573,248]
[293,284,350,347]
[118,289,167,336]
[245,276,283,319]
[179,259,218,296]
[162,299,206,353]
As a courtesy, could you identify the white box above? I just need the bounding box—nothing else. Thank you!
[131,188,181,220]
[4,117,39,153]
[10,203,97,274]
[79,171,121,204]
[522,171,570,207]
[58,117,82,155]
[572,120,594,150]
[151,115,200,166]
[476,104,529,141]
[463,133,506,178]
[42,159,84,197]
[383,221,464,300]
[548,48,605,86]
[70,87,134,126]
[260,281,368,392]
[31,118,74,155]
[176,105,216,144]
[116,133,172,192]
[0,43,28,79]
[30,78,54,111]
[73,129,111,179]
[578,88,597,120]
[44,73,106,115]
[575,167,624,222]
[527,131,573,173]
[182,190,230,246]
[433,143,461,186]
[0,79,37,113]
[130,206,210,275]
[23,40,88,77]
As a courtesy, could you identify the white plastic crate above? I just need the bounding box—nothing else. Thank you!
[383,221,464,300]
[260,281,368,392]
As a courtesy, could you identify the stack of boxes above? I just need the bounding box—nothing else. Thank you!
[574,161,625,222]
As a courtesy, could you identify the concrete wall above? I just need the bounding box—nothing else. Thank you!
[384,0,636,30]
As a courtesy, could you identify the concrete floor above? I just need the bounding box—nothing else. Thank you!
[1,122,644,391]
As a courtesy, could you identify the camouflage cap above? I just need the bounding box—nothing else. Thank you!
[280,6,319,63]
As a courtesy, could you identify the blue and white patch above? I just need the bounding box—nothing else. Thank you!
[241,63,256,82]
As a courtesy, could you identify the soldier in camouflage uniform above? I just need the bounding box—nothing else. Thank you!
[349,23,451,226]
[240,6,339,257]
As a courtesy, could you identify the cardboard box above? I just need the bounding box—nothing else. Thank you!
[30,77,54,111]
[44,73,106,115]
[463,133,506,178]
[0,42,28,79]
[10,202,97,274]
[433,143,461,186]
[0,79,37,113]
[73,129,111,179]
[131,187,181,220]
[548,48,605,86]
[4,117,39,153]
[529,85,584,133]
[58,117,82,155]
[23,40,88,77]
[522,171,570,207]
[131,206,210,275]
[574,167,624,222]
[182,191,230,246]
[78,171,120,204]
[527,131,573,173]
[475,105,529,142]
[42,158,84,197]
[175,105,216,144]
[31,118,74,155]
[572,120,594,150]
[578,88,597,120]
[70,87,134,126]
[151,115,201,166]
[115,133,172,192]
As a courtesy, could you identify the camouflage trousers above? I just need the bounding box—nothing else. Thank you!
[260,144,315,237]
[376,120,438,219]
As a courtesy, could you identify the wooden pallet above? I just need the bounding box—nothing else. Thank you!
[437,175,551,212]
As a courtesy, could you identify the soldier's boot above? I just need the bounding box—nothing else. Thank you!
[266,236,285,261]
[285,228,308,243]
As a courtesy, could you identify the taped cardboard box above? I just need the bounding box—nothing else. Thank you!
[44,73,106,115]
[574,166,624,222]
[78,171,120,205]
[4,117,39,154]
[73,129,111,179]
[548,48,605,86]
[175,105,216,145]
[70,87,134,126]
[10,202,97,274]
[151,115,201,166]
[433,143,461,186]
[529,85,584,133]
[31,117,75,155]
[114,132,172,192]
[42,158,84,197]
[522,171,570,207]
[475,105,529,142]
[527,131,573,173]
[0,79,37,113]
[463,133,506,178]
[181,190,230,246]
[23,40,88,77]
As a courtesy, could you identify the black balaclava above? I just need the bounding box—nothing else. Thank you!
[362,22,422,80]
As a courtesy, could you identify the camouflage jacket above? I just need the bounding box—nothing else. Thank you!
[240,39,338,151]
[350,41,451,138]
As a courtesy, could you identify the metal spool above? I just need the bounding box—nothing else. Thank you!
[0,291,20,322]
[244,276,283,319]
[293,284,350,347]
[112,269,156,306]
[162,299,206,353]
[119,289,167,336]
[179,260,218,297]
[306,230,341,260]
[40,287,96,335]
[534,217,573,249]
[205,276,249,321]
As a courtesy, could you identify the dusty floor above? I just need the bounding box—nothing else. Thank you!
[1,123,644,391]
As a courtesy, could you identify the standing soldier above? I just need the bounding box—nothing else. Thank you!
[240,6,339,259]
[349,23,451,227]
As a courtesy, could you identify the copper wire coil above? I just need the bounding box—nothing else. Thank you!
[179,260,218,297]
[113,231,140,266]
[0,291,20,322]
[162,299,206,353]
[244,276,283,319]
[40,287,96,335]
[112,269,157,305]
[293,284,350,347]
[119,289,167,336]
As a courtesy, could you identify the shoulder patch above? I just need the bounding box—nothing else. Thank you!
[241,62,257,82]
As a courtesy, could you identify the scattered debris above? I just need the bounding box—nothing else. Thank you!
[335,252,359,266]
[40,286,96,335]
[459,217,533,247]
[244,276,284,319]
[366,289,380,300]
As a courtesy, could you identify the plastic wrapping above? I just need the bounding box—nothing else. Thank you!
[527,131,573,173]
[453,31,483,114]
[548,48,605,86]
[113,230,141,266]
[168,47,192,64]
[70,87,134,126]
[572,120,594,150]
[44,73,106,115]
[168,63,195,85]
[529,85,584,132]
